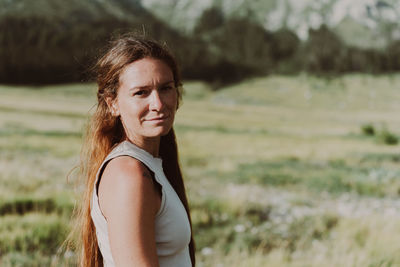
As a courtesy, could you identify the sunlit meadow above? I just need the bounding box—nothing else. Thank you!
[1,74,400,266]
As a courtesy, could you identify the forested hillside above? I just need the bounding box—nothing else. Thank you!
[0,0,190,83]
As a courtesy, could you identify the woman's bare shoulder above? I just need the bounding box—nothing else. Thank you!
[98,156,158,219]
[103,155,151,179]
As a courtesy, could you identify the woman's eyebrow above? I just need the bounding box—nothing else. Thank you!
[129,80,174,91]
[129,85,152,91]
[159,80,175,86]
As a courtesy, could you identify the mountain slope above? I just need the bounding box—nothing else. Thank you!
[0,0,188,83]
[141,0,398,49]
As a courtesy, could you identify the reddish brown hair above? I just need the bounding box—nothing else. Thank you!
[74,34,195,267]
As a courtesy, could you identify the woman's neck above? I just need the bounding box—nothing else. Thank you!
[126,135,160,158]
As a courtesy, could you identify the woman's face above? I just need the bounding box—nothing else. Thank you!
[109,57,178,143]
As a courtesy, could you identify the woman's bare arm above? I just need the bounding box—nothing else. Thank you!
[98,156,162,267]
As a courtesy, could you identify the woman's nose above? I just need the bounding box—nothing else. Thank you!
[149,90,163,111]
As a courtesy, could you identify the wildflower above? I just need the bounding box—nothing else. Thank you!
[201,247,214,256]
[234,224,246,233]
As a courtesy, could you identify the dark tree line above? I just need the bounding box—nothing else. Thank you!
[1,2,400,86]
[303,25,399,74]
[193,7,400,80]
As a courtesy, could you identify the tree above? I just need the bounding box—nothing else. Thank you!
[270,28,300,61]
[304,25,345,73]
[213,17,273,71]
[194,7,224,35]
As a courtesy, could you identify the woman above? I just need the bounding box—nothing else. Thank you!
[75,35,195,267]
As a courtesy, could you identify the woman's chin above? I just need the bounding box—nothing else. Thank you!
[146,126,172,138]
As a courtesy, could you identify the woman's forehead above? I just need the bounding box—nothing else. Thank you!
[119,58,173,88]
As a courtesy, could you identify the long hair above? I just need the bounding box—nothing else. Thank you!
[73,34,195,267]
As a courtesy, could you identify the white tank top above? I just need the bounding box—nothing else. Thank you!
[90,140,192,267]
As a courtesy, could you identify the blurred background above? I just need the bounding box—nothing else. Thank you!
[1,0,400,266]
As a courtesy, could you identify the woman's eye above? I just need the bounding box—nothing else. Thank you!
[161,86,173,91]
[134,90,146,96]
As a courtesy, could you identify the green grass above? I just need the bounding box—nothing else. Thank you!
[222,157,400,196]
[2,75,400,266]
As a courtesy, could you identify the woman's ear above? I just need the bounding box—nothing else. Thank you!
[105,97,120,117]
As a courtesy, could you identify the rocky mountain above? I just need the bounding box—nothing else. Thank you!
[141,0,400,49]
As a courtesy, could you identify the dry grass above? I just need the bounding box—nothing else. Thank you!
[1,74,400,266]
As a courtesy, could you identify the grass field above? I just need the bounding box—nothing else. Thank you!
[1,74,400,266]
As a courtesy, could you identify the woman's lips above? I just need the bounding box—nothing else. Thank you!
[146,115,169,122]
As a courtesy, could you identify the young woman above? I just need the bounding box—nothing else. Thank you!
[74,35,195,267]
